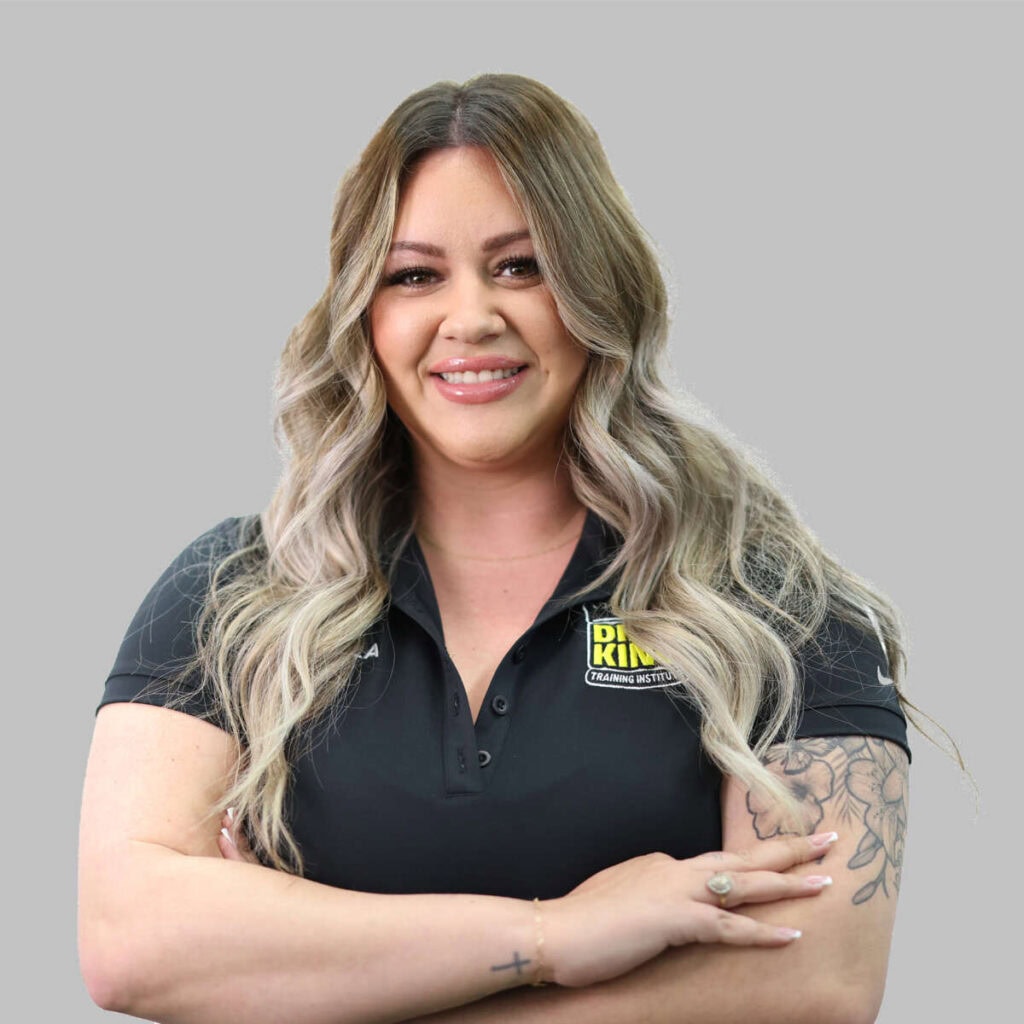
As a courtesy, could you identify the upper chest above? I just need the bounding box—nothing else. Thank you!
[419,549,575,722]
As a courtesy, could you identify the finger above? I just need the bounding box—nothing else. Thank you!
[702,870,832,909]
[217,827,247,862]
[684,906,803,948]
[693,831,838,874]
[220,809,246,849]
[219,809,260,864]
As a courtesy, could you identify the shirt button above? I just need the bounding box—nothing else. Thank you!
[512,642,529,664]
[491,694,509,716]
[478,749,492,767]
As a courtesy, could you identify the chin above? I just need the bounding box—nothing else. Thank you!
[444,443,529,469]
[407,421,565,474]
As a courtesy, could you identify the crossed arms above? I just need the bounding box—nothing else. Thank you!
[79,704,907,1024]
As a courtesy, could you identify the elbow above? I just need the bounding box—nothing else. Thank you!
[80,920,169,1016]
[78,881,161,1015]
[795,979,885,1024]
[78,845,188,1015]
[843,988,886,1024]
[79,922,136,1013]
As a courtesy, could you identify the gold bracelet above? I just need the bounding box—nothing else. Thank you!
[531,897,549,987]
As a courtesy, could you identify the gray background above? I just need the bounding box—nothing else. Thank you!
[3,1,1017,1019]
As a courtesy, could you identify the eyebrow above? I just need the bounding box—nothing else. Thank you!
[387,229,532,258]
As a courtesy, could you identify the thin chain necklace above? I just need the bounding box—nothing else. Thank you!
[417,506,587,563]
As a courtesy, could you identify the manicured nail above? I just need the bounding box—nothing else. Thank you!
[220,827,236,848]
[809,831,839,847]
[777,928,802,940]
[805,875,833,889]
[226,807,236,823]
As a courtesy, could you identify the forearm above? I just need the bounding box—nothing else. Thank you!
[408,933,868,1024]
[80,844,538,1024]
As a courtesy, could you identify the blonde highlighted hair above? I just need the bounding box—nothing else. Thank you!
[187,73,920,873]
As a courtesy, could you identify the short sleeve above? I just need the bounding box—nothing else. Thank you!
[793,607,911,762]
[98,516,255,731]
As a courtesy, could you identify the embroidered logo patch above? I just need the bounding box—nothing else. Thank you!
[583,606,677,689]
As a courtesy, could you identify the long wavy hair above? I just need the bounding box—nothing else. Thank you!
[188,73,922,873]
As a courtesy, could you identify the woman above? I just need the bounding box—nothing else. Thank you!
[79,74,911,1023]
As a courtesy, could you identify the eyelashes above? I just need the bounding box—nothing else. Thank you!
[383,255,540,289]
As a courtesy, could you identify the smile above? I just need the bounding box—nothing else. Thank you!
[430,365,528,405]
[437,367,524,384]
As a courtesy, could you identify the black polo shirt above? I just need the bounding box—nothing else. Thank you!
[100,513,909,899]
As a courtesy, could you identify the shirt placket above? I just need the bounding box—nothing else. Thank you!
[387,513,619,796]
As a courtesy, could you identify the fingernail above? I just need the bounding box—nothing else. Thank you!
[809,831,839,847]
[777,928,802,940]
[226,807,236,823]
[220,827,237,848]
[805,875,833,889]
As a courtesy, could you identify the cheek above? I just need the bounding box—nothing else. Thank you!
[367,304,406,380]
[552,331,589,385]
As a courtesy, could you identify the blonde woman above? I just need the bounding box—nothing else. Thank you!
[79,74,911,1024]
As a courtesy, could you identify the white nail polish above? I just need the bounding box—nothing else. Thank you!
[220,827,236,848]
[226,807,236,823]
[809,831,839,847]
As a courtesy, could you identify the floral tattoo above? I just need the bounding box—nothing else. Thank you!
[746,736,909,905]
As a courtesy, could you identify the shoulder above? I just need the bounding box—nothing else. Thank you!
[102,515,262,714]
[126,516,259,630]
[796,605,893,693]
[159,514,262,582]
[791,604,910,762]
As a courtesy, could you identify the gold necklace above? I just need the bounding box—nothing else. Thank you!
[417,507,586,563]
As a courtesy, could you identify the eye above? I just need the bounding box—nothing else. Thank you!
[382,254,541,290]
[383,265,438,288]
[495,255,540,280]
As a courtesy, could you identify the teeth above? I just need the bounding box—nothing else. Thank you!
[439,367,522,384]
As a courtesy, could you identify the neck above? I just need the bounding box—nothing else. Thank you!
[413,454,585,560]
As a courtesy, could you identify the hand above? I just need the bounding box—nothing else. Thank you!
[541,832,839,988]
[216,808,261,865]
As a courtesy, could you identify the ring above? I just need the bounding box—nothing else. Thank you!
[706,873,733,907]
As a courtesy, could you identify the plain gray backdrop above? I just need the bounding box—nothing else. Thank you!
[3,1,1017,1019]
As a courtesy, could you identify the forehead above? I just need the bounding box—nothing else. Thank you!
[393,147,526,242]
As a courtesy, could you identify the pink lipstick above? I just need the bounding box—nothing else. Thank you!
[429,356,528,404]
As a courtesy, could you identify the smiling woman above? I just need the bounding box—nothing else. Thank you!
[80,73,915,1024]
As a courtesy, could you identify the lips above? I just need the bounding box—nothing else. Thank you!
[429,357,529,405]
[428,355,527,374]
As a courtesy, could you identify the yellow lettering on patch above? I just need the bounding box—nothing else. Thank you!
[632,644,655,667]
[589,619,659,670]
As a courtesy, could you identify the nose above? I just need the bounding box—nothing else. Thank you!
[438,274,506,345]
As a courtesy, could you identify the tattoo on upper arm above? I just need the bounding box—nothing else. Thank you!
[745,736,909,906]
